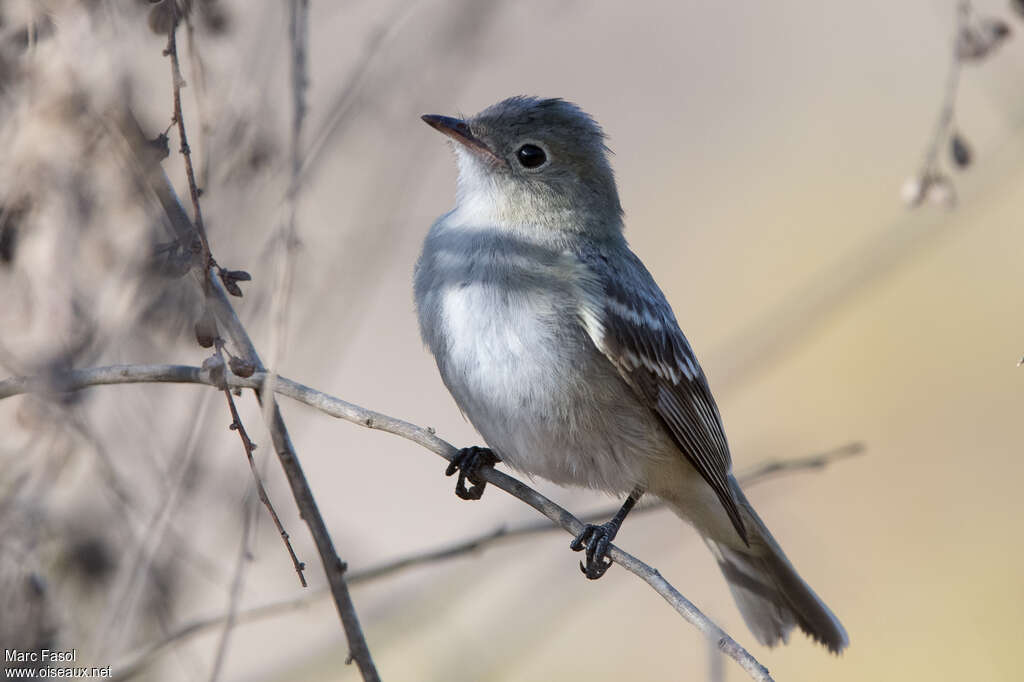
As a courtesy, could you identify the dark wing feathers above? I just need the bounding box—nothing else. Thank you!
[580,249,748,544]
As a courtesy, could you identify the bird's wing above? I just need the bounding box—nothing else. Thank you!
[572,246,748,543]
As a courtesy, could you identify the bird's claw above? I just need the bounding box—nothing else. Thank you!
[570,523,616,579]
[445,446,498,500]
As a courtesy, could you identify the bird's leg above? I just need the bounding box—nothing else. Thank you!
[445,446,500,500]
[570,487,644,579]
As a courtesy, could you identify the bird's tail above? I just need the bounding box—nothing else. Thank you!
[686,477,849,653]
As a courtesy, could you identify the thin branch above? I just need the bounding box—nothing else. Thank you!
[207,270,382,680]
[218,348,307,587]
[109,586,328,682]
[708,636,726,682]
[563,441,863,529]
[208,478,257,682]
[288,1,310,168]
[164,12,212,265]
[109,527,506,681]
[298,0,415,182]
[115,102,381,680]
[183,13,212,189]
[260,0,310,433]
[916,2,969,177]
[340,441,865,553]
[107,438,861,680]
[738,441,863,486]
[902,0,1012,208]
[84,393,211,660]
[0,364,774,682]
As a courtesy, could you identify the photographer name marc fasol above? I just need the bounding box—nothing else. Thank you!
[5,650,77,663]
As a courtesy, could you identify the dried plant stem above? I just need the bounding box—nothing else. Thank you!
[261,0,310,429]
[918,1,969,177]
[183,13,212,188]
[208,482,256,682]
[165,15,212,264]
[220,366,307,587]
[206,276,380,681]
[299,0,415,181]
[115,106,380,678]
[0,364,777,682]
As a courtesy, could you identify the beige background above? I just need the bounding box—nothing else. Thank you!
[2,0,1023,680]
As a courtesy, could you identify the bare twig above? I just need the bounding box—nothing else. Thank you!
[107,437,861,680]
[738,441,863,485]
[903,0,1012,208]
[109,528,505,681]
[164,12,213,265]
[1,364,775,682]
[288,1,310,162]
[218,348,307,587]
[298,0,415,181]
[210,266,381,680]
[920,3,969,176]
[344,441,864,550]
[708,636,726,682]
[87,389,213,659]
[902,1,969,208]
[182,13,212,189]
[109,586,328,682]
[114,106,380,678]
[208,480,257,682]
[261,0,311,428]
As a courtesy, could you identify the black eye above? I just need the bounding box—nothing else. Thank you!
[516,144,547,168]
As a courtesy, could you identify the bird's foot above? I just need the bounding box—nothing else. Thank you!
[445,446,499,500]
[570,521,620,580]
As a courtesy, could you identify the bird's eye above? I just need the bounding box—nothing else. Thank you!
[515,144,547,169]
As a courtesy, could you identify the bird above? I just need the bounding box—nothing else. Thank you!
[413,96,848,653]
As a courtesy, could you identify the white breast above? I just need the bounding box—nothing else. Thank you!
[440,281,561,414]
[416,223,668,493]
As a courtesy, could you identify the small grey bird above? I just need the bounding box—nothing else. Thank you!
[414,96,848,652]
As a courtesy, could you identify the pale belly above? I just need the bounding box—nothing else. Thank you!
[430,281,674,493]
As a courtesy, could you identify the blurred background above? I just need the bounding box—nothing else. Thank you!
[0,0,1022,680]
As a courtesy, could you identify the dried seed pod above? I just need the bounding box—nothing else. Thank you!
[194,307,217,348]
[198,0,231,35]
[148,133,170,162]
[220,269,251,297]
[0,200,29,265]
[148,0,194,35]
[229,356,256,378]
[983,18,1011,40]
[950,133,972,168]
[956,18,1012,61]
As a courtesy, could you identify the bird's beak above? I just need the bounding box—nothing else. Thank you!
[421,114,503,165]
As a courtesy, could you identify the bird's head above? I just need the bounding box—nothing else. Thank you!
[422,96,623,238]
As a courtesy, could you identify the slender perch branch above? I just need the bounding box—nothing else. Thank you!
[0,364,776,682]
[108,439,860,681]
